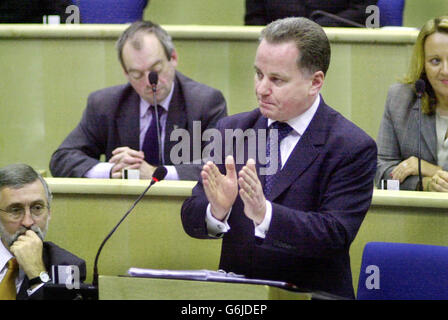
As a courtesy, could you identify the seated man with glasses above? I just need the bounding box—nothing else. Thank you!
[50,20,227,181]
[0,163,86,300]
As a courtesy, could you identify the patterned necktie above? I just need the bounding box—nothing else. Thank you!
[142,105,163,165]
[0,258,18,300]
[264,121,293,197]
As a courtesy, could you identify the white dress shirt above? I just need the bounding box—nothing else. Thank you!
[206,95,321,238]
[84,84,179,180]
[436,109,448,169]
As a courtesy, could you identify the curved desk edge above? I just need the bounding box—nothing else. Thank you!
[45,178,197,197]
[45,178,448,208]
[372,189,448,208]
[0,24,418,44]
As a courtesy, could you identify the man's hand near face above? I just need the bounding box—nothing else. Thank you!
[9,230,46,282]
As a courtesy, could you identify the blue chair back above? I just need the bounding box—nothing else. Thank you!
[377,0,405,26]
[357,242,448,300]
[73,0,148,24]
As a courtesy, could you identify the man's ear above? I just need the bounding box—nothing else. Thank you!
[170,49,179,68]
[309,71,325,96]
[122,66,130,81]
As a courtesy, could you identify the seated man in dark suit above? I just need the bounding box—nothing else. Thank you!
[181,17,377,299]
[0,0,73,23]
[245,0,378,27]
[0,163,86,300]
[50,20,227,181]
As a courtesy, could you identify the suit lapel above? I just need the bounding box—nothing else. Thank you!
[407,101,437,160]
[421,112,437,160]
[164,77,187,164]
[115,90,140,150]
[265,102,327,201]
[254,116,269,187]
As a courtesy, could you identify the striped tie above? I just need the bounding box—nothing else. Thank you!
[263,121,293,197]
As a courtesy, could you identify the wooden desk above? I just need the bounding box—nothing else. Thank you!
[350,189,448,293]
[98,275,311,300]
[0,25,417,171]
[45,178,220,284]
[44,178,448,295]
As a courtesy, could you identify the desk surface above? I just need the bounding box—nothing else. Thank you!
[41,178,448,294]
[0,24,418,43]
[46,178,448,209]
[46,177,197,197]
[0,25,418,172]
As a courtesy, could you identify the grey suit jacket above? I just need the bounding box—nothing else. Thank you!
[50,71,227,180]
[375,83,445,190]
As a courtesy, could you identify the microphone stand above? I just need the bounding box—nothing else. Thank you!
[152,85,164,166]
[309,10,365,28]
[92,167,167,287]
[417,95,423,191]
[414,79,425,191]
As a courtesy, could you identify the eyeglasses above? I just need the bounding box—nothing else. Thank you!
[0,204,48,221]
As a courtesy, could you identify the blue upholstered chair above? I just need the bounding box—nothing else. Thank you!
[377,0,405,26]
[357,242,448,300]
[73,0,148,24]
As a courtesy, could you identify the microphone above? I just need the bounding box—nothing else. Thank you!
[415,79,425,191]
[309,10,365,28]
[148,71,164,166]
[92,166,168,287]
[149,71,158,91]
[415,79,425,98]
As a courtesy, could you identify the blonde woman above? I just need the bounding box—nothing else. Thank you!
[376,16,448,191]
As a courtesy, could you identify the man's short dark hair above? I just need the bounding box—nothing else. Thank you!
[260,17,331,75]
[116,20,175,71]
[0,163,52,208]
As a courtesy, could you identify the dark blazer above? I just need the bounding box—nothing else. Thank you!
[245,0,378,27]
[16,241,86,300]
[375,83,447,190]
[0,0,73,23]
[49,71,227,180]
[181,98,377,298]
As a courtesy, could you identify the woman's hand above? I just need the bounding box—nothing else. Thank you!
[428,170,448,192]
[391,156,441,183]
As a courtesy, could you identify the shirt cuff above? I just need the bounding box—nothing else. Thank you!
[205,203,231,238]
[27,282,45,296]
[163,165,179,180]
[254,200,272,239]
[83,162,114,179]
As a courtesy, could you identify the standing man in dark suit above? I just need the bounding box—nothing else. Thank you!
[244,0,377,27]
[0,164,86,300]
[181,17,377,299]
[50,21,227,181]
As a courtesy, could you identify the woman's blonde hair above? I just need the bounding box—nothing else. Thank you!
[403,16,448,114]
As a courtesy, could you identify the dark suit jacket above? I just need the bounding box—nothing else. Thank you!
[50,71,227,180]
[245,0,378,27]
[181,98,377,298]
[16,241,86,300]
[0,0,73,23]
